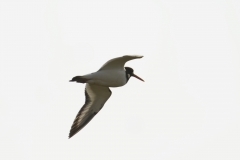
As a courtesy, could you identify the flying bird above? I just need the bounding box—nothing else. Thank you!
[69,55,144,138]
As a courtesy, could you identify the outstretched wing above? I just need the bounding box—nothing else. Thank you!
[69,84,112,138]
[98,55,143,71]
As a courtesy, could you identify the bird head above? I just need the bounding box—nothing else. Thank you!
[124,67,144,82]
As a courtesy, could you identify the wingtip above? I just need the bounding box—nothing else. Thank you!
[68,133,73,139]
[126,54,144,58]
[135,55,143,58]
[69,130,77,139]
[123,55,144,58]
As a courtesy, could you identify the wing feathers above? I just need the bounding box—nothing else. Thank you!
[69,84,111,138]
[98,55,143,71]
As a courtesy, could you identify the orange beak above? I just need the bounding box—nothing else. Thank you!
[132,73,144,82]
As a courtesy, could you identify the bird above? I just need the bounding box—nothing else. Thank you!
[68,55,144,138]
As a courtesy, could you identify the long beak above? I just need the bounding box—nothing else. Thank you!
[132,73,144,82]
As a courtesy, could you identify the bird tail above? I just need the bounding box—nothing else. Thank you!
[69,76,88,83]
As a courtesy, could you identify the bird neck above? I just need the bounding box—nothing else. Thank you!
[125,71,131,82]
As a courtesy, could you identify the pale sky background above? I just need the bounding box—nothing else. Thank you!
[0,0,240,159]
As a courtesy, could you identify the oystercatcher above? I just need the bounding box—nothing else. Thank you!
[69,55,144,138]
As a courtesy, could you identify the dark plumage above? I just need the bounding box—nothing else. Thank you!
[124,67,134,82]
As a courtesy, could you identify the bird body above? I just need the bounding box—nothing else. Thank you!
[69,55,144,138]
[80,69,127,87]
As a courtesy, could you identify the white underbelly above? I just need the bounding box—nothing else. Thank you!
[84,70,126,87]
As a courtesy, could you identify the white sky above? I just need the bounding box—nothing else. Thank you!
[1,0,240,159]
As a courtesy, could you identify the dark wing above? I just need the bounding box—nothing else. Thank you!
[98,55,143,71]
[69,84,112,138]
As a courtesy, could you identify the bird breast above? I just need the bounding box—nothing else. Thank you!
[83,70,127,87]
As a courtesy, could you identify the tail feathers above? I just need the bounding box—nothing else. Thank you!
[69,76,88,83]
